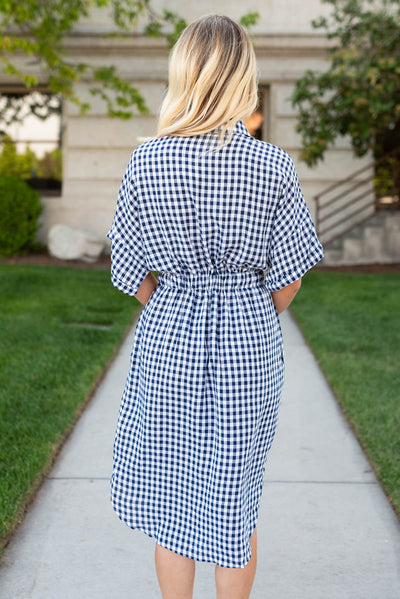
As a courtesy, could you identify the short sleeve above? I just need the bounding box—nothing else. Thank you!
[106,154,149,297]
[265,157,324,292]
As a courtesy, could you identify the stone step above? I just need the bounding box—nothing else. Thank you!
[321,210,400,265]
[363,227,386,261]
[371,211,390,226]
[343,237,365,263]
[325,237,344,251]
[386,227,400,255]
[385,213,400,232]
[321,249,344,266]
[323,211,384,250]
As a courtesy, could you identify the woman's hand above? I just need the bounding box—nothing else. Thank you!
[271,278,302,315]
[135,271,159,306]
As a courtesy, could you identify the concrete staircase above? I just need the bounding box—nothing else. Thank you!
[321,210,400,266]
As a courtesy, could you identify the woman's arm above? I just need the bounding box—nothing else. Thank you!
[271,278,302,315]
[135,271,159,306]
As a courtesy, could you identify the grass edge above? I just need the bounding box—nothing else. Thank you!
[288,307,400,523]
[0,309,142,557]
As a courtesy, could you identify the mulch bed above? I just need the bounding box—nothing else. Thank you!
[1,253,399,274]
[315,263,400,273]
[0,253,111,270]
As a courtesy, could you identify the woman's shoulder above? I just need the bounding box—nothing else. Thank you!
[241,133,296,176]
[130,129,296,179]
[131,134,188,163]
[133,135,165,155]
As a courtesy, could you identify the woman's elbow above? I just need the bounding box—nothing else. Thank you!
[292,277,302,292]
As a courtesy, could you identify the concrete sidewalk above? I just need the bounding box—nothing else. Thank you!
[1,311,399,598]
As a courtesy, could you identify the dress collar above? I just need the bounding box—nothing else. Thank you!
[233,120,251,137]
[205,120,251,142]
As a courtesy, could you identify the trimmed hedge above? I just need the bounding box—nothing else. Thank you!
[0,176,42,257]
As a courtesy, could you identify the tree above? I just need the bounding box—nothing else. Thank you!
[0,2,259,123]
[0,135,20,178]
[0,135,40,179]
[291,0,400,167]
[38,148,62,181]
[19,144,39,179]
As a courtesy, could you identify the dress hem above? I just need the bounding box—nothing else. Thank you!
[115,515,256,569]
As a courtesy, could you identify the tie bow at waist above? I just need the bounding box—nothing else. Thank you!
[158,270,265,290]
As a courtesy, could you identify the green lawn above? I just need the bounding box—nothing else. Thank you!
[0,265,141,550]
[290,271,400,516]
[2,266,399,551]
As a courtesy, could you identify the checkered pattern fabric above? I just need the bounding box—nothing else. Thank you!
[107,120,324,568]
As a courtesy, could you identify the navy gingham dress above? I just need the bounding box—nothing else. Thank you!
[107,120,324,568]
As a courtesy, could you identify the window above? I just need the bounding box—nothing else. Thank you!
[0,90,62,195]
[243,86,270,141]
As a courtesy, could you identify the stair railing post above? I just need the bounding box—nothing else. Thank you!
[314,194,320,234]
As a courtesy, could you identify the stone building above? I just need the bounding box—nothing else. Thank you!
[3,0,398,263]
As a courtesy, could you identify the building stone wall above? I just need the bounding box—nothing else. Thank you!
[0,0,372,245]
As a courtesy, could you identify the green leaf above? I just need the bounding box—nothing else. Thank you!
[0,1,266,122]
[291,0,400,165]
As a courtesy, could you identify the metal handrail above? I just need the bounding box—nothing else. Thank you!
[314,147,400,244]
[314,161,375,203]
[319,202,374,237]
[318,174,373,214]
[320,187,375,224]
[321,211,379,247]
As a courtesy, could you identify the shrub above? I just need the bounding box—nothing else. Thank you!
[0,176,42,257]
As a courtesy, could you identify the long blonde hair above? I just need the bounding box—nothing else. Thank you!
[157,14,258,147]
